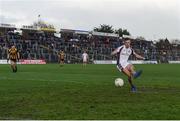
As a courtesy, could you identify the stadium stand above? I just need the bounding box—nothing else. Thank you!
[0,23,180,64]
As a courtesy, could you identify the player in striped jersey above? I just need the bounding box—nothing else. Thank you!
[58,50,65,67]
[7,45,20,73]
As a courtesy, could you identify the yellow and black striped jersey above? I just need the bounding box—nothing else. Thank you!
[8,47,19,60]
[59,52,65,59]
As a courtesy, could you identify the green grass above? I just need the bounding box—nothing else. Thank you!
[0,64,180,119]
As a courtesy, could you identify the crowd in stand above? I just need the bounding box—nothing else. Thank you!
[0,29,180,63]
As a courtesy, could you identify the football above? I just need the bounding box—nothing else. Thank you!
[115,78,124,87]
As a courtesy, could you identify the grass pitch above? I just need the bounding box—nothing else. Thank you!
[0,64,180,119]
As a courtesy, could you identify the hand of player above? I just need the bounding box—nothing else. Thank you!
[143,57,149,61]
[7,59,9,63]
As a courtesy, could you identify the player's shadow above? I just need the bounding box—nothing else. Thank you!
[137,86,180,93]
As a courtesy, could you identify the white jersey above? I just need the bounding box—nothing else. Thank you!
[116,45,134,68]
[82,53,88,62]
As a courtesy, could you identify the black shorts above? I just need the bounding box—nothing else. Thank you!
[10,59,17,63]
[117,64,123,72]
[60,59,64,62]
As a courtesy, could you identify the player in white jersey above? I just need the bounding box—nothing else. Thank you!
[111,38,145,92]
[82,51,89,66]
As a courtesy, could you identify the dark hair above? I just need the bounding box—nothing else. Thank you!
[123,37,132,41]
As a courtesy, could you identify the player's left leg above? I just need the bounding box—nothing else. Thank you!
[60,59,64,67]
[62,60,64,66]
[84,62,87,66]
[10,60,16,72]
[83,61,87,67]
[14,62,17,72]
[13,64,17,72]
[128,76,136,92]
[13,60,17,72]
[125,64,138,92]
[59,59,61,66]
[11,64,14,72]
[122,68,136,92]
[127,64,142,79]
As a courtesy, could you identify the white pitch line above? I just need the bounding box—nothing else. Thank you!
[0,77,86,84]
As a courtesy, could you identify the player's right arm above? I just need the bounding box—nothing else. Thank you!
[58,53,60,58]
[7,54,10,62]
[87,54,89,61]
[17,51,20,61]
[111,46,121,56]
[7,49,10,62]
